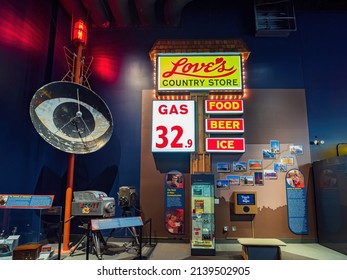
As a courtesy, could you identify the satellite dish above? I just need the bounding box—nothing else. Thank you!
[30,81,113,154]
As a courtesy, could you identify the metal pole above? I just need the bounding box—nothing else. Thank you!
[62,43,83,251]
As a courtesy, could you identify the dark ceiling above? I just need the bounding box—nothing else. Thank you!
[58,0,347,30]
[59,0,198,29]
[294,0,347,10]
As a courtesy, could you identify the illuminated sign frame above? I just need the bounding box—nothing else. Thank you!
[157,53,243,92]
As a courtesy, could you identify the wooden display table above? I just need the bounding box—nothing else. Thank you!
[237,238,286,260]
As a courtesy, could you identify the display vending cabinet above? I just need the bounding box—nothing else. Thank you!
[191,173,215,256]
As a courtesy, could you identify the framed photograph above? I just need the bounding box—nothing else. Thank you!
[216,179,229,189]
[270,140,280,153]
[248,159,262,170]
[216,162,231,173]
[240,175,254,186]
[274,162,287,172]
[263,149,276,159]
[166,171,184,188]
[233,161,247,172]
[290,145,303,155]
[281,155,294,165]
[226,175,240,185]
[254,172,264,186]
[264,170,277,180]
[286,169,305,188]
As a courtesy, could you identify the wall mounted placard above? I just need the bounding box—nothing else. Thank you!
[0,194,54,209]
[165,170,185,234]
[285,168,308,234]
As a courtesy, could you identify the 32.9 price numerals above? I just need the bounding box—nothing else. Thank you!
[155,125,193,149]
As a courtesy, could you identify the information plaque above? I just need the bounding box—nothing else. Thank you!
[91,216,143,231]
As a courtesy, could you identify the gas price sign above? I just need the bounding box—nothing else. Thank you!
[152,100,195,152]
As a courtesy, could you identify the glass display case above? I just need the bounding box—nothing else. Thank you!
[0,206,62,260]
[190,173,215,256]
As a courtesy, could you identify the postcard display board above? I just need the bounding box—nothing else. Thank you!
[191,174,215,256]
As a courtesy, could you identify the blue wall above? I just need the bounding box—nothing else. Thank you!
[1,0,347,232]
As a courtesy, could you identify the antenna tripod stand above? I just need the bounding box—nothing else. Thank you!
[105,206,140,252]
[122,207,140,246]
[69,218,107,260]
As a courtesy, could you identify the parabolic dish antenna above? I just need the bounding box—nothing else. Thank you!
[30,81,113,154]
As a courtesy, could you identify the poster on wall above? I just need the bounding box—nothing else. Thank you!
[254,172,264,186]
[216,179,229,189]
[165,170,185,234]
[285,168,308,235]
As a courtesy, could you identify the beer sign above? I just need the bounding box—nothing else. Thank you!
[205,118,244,133]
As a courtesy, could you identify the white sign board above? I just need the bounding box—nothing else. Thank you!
[152,100,195,152]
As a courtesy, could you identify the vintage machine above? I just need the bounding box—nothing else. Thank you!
[71,191,115,217]
[118,186,136,208]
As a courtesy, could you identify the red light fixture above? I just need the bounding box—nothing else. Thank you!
[72,20,87,46]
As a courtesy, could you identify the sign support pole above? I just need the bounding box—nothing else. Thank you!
[62,43,84,251]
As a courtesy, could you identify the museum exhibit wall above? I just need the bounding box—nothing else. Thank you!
[140,89,316,240]
[0,0,346,241]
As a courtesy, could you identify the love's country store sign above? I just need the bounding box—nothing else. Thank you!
[157,53,242,91]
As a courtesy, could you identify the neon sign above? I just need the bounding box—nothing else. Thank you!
[157,53,242,91]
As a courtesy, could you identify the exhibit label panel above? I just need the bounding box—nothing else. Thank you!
[285,168,308,235]
[0,194,54,209]
[165,170,185,235]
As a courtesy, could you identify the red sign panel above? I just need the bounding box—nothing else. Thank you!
[205,138,245,153]
[205,100,243,114]
[205,118,244,133]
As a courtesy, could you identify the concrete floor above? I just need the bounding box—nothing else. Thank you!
[58,240,347,260]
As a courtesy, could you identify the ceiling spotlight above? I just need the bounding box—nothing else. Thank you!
[313,137,324,145]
